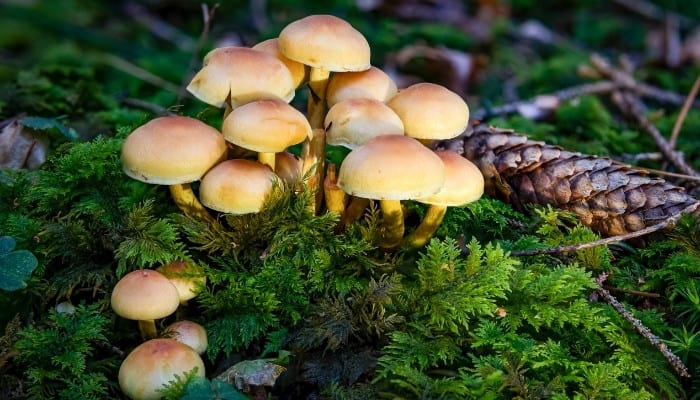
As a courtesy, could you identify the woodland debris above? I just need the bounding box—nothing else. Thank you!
[595,272,690,378]
[443,123,700,238]
[0,116,48,170]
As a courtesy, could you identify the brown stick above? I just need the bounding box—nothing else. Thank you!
[668,73,700,149]
[602,286,660,298]
[596,272,690,378]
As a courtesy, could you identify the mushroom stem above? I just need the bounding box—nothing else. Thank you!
[324,163,347,217]
[307,67,331,129]
[169,183,214,222]
[138,319,158,339]
[343,196,369,226]
[404,205,448,248]
[258,152,276,170]
[379,200,404,248]
[301,128,326,213]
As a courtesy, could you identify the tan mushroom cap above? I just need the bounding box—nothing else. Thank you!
[156,260,206,303]
[325,98,404,149]
[418,150,484,206]
[118,338,205,400]
[121,116,227,185]
[387,82,470,140]
[253,38,308,88]
[186,46,295,108]
[278,14,371,71]
[221,99,312,153]
[275,151,303,184]
[111,269,180,321]
[199,159,279,214]
[337,135,445,200]
[165,320,208,355]
[326,66,398,107]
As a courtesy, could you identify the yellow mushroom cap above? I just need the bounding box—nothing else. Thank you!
[156,260,206,303]
[199,159,279,214]
[221,99,312,153]
[111,269,180,321]
[325,98,404,149]
[164,320,208,355]
[186,46,295,108]
[252,38,308,88]
[118,338,205,400]
[278,14,371,72]
[326,66,398,107]
[121,116,227,185]
[387,82,470,140]
[337,135,445,200]
[418,150,484,206]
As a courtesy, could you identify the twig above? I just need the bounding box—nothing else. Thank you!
[668,73,700,149]
[177,3,219,104]
[611,90,700,178]
[602,286,660,298]
[124,2,196,51]
[511,203,698,256]
[590,54,700,107]
[97,53,180,94]
[611,0,696,29]
[596,272,690,378]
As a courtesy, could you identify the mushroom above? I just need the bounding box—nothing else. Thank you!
[326,66,398,107]
[121,116,227,221]
[252,38,309,89]
[274,151,303,185]
[337,135,445,248]
[324,98,404,149]
[278,15,371,212]
[186,46,295,117]
[199,159,280,215]
[156,260,206,306]
[387,82,469,146]
[111,269,180,339]
[163,320,208,355]
[404,150,484,248]
[118,338,205,400]
[221,99,311,170]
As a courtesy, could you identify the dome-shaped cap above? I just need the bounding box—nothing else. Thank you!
[200,159,279,214]
[253,38,308,88]
[418,150,484,206]
[337,135,445,200]
[387,82,469,140]
[186,46,295,108]
[221,99,311,153]
[121,116,227,185]
[327,66,398,107]
[164,320,208,355]
[325,98,404,149]
[278,15,370,72]
[156,260,206,303]
[111,269,180,321]
[118,338,205,400]
[275,151,303,184]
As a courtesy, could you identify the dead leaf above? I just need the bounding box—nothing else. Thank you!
[0,116,49,170]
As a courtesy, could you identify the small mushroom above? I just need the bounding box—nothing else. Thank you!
[199,159,280,215]
[252,38,309,89]
[326,65,398,107]
[118,338,205,400]
[156,260,206,306]
[163,320,208,355]
[111,269,180,339]
[121,116,227,221]
[404,150,484,248]
[325,98,404,149]
[337,135,445,248]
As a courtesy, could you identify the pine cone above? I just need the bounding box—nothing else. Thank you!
[442,123,699,237]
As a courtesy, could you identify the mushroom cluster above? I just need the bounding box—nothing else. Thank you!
[120,14,485,251]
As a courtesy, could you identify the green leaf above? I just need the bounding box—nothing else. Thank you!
[0,236,38,291]
[21,116,79,140]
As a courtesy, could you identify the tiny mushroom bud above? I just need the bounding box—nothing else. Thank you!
[326,65,398,107]
[338,135,445,248]
[164,320,208,355]
[118,338,205,400]
[121,116,227,222]
[404,150,484,248]
[199,159,280,215]
[111,269,180,339]
[221,99,311,170]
